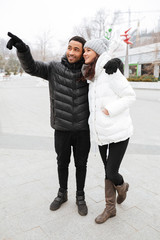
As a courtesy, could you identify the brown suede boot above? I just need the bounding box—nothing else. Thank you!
[115,182,129,204]
[95,179,116,224]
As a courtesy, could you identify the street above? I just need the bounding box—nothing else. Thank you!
[0,76,160,240]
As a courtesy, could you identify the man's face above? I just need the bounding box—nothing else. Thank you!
[66,40,83,63]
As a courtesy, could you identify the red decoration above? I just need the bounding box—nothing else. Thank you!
[120,28,132,45]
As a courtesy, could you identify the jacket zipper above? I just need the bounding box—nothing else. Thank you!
[93,79,103,145]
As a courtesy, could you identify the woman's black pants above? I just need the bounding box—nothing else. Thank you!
[54,130,90,192]
[98,138,129,186]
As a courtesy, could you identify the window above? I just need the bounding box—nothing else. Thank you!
[129,64,137,76]
[141,64,154,75]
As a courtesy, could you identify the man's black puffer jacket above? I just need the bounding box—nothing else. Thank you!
[17,48,89,131]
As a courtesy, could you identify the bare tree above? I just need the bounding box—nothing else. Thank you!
[0,54,5,71]
[73,9,121,41]
[0,37,19,73]
[0,38,9,58]
[4,54,20,75]
[33,30,54,61]
[73,18,94,40]
[92,9,108,38]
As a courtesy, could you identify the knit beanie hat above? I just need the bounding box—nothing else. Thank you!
[84,37,109,55]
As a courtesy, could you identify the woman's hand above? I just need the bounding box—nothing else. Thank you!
[102,108,109,115]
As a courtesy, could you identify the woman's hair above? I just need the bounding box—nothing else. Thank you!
[83,55,99,80]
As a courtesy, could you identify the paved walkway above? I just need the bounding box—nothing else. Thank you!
[0,76,160,240]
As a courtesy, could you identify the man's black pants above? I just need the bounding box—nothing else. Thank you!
[54,130,90,192]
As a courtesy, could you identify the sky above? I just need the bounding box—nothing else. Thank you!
[0,0,160,53]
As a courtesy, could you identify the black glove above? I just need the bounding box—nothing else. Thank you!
[104,58,124,75]
[6,32,28,52]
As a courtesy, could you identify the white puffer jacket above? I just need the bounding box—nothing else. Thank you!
[88,52,136,146]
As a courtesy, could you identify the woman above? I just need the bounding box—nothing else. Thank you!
[82,38,136,224]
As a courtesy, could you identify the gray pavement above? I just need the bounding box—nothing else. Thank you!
[0,75,160,240]
[130,81,160,90]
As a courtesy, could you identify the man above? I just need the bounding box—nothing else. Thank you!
[6,32,90,216]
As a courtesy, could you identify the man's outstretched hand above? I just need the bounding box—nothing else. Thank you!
[6,32,28,52]
[104,58,124,75]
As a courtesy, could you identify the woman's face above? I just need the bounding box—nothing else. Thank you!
[83,48,97,64]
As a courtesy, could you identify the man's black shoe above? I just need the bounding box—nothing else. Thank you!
[76,195,88,216]
[50,189,68,211]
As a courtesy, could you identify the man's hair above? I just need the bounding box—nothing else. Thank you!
[69,36,86,47]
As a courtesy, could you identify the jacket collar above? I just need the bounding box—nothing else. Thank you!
[61,54,84,72]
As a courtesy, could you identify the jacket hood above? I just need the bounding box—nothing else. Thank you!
[95,52,111,78]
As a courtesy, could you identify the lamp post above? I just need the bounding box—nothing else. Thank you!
[120,28,132,78]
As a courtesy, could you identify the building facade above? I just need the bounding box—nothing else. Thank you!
[117,42,160,79]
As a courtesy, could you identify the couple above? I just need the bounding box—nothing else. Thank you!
[7,33,136,224]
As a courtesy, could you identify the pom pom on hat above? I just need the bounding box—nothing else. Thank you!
[84,37,109,55]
